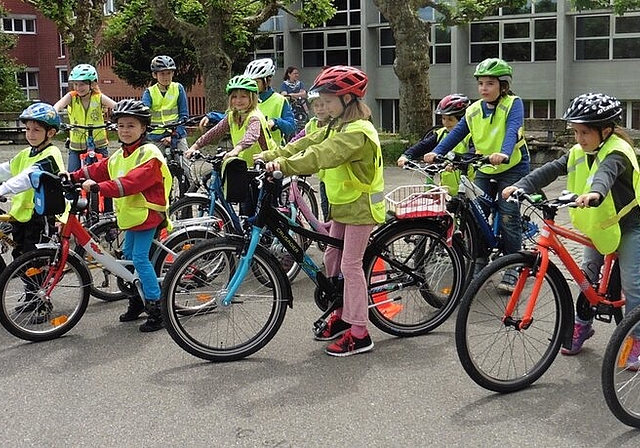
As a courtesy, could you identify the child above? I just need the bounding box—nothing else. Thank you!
[289,90,331,220]
[0,103,65,259]
[397,93,472,195]
[67,99,172,333]
[255,65,384,357]
[53,64,116,172]
[425,58,530,289]
[185,75,279,216]
[142,55,190,153]
[199,58,296,145]
[503,93,640,365]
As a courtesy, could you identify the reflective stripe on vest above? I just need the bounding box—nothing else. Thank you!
[259,92,286,145]
[322,120,385,223]
[67,93,108,151]
[465,95,526,174]
[149,83,179,135]
[228,108,279,166]
[107,143,172,229]
[10,145,65,222]
[567,135,640,254]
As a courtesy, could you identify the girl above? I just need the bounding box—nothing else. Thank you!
[503,93,640,366]
[186,75,279,215]
[256,65,384,357]
[425,58,530,289]
[54,64,116,172]
[67,99,172,333]
[397,93,472,195]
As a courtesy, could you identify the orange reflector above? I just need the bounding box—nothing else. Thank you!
[441,287,452,295]
[50,315,68,326]
[371,257,403,319]
[25,267,43,277]
[196,293,212,303]
[618,337,634,368]
[182,244,194,251]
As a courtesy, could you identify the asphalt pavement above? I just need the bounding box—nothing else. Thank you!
[0,148,639,446]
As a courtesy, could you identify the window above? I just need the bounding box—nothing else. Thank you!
[379,24,452,66]
[576,13,640,60]
[325,0,360,27]
[302,30,361,67]
[379,99,400,133]
[259,11,283,32]
[613,15,640,59]
[16,71,39,101]
[104,0,116,15]
[490,0,557,15]
[630,101,640,130]
[254,34,284,68]
[2,16,36,34]
[58,34,66,59]
[58,68,69,98]
[470,18,556,62]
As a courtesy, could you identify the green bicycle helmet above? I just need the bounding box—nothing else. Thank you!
[226,75,259,94]
[474,58,513,83]
[69,64,98,82]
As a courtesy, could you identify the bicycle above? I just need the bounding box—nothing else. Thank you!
[455,190,624,393]
[413,155,541,281]
[284,95,309,133]
[0,173,218,341]
[60,122,116,227]
[149,115,203,201]
[602,301,640,427]
[169,150,316,281]
[160,163,466,362]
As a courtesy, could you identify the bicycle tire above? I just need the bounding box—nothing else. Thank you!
[280,178,320,224]
[602,304,640,428]
[161,237,290,362]
[455,252,570,393]
[365,220,466,337]
[168,195,235,234]
[0,248,91,341]
[76,219,127,302]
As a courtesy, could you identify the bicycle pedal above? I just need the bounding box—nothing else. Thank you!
[313,319,328,335]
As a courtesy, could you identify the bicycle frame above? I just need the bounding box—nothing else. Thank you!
[504,200,624,332]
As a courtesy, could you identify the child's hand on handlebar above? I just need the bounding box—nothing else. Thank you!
[502,185,519,200]
[265,161,281,173]
[423,152,438,164]
[185,146,199,159]
[397,155,409,167]
[81,179,98,193]
[489,153,509,165]
[575,192,602,208]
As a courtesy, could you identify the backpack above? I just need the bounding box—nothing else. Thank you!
[29,170,66,216]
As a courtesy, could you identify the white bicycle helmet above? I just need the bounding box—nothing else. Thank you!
[244,58,276,79]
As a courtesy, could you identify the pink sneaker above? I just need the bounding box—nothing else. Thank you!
[560,322,594,356]
[625,337,640,372]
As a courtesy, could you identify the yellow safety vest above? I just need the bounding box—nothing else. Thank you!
[228,109,279,166]
[435,127,473,195]
[67,92,108,151]
[259,92,286,145]
[10,145,65,222]
[465,95,527,174]
[149,82,180,135]
[322,120,385,223]
[567,134,640,254]
[107,143,172,229]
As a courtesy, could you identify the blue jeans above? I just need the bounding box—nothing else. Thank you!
[122,227,160,301]
[68,146,109,172]
[474,163,530,256]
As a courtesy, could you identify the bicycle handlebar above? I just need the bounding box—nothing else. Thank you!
[148,115,205,132]
[60,122,117,133]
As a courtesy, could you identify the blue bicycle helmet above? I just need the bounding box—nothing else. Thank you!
[19,103,61,130]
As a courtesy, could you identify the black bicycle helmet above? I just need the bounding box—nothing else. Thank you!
[150,55,176,72]
[111,99,151,125]
[436,94,470,117]
[562,92,622,126]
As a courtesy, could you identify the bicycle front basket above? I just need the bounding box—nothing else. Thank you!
[385,185,449,219]
[29,170,66,216]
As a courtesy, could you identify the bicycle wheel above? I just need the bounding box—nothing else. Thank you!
[365,221,466,337]
[161,237,290,362]
[152,227,219,281]
[602,304,640,428]
[0,248,91,341]
[456,252,570,393]
[76,219,127,302]
[280,178,320,224]
[168,196,235,234]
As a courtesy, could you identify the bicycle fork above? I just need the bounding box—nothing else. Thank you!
[220,226,264,307]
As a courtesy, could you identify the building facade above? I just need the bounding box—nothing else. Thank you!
[3,0,640,132]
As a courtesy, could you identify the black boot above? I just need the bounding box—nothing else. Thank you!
[119,296,145,322]
[139,300,163,333]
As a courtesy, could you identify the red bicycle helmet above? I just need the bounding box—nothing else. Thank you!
[309,65,368,97]
[436,94,470,117]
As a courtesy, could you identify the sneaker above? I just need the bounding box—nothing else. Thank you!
[326,330,374,357]
[624,338,640,372]
[498,269,519,293]
[314,314,350,341]
[560,322,595,356]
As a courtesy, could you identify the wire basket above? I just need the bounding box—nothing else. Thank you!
[385,185,449,219]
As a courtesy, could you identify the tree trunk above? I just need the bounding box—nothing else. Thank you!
[372,1,432,140]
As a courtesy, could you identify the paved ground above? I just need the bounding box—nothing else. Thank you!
[1,144,639,447]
